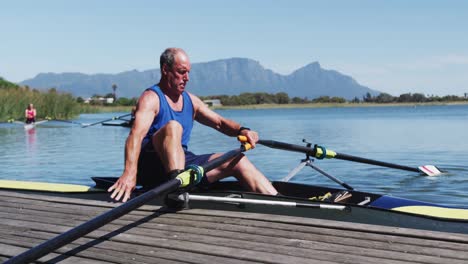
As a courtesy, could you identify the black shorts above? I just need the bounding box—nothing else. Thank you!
[26,118,35,124]
[137,144,212,189]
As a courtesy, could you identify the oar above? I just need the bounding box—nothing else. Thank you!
[242,137,442,176]
[81,113,132,128]
[53,119,84,125]
[5,143,251,264]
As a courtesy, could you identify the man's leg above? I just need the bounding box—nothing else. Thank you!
[152,121,185,173]
[205,153,278,195]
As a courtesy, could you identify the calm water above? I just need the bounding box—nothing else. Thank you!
[1,105,468,207]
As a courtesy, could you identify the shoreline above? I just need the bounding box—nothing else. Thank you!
[210,101,468,110]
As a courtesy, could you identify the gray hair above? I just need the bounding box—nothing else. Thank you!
[160,48,186,73]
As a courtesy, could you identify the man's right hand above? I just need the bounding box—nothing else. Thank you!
[108,174,136,202]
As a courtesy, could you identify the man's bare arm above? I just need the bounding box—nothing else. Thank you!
[191,94,258,147]
[108,91,159,202]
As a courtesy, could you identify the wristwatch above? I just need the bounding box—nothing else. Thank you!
[238,126,251,135]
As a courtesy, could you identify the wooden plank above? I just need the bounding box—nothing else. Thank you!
[0,235,194,264]
[0,220,267,264]
[2,201,468,257]
[3,189,468,243]
[0,230,276,264]
[1,209,467,264]
[0,242,116,264]
[2,190,468,264]
[0,218,346,264]
[1,196,466,258]
[184,209,468,242]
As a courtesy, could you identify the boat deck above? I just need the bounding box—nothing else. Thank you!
[1,189,468,264]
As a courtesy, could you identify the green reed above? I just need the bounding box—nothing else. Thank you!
[0,79,92,121]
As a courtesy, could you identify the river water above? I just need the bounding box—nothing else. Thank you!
[1,105,468,207]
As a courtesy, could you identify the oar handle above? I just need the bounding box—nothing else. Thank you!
[258,139,316,156]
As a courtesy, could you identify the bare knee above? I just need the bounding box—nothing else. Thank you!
[153,120,181,140]
[229,154,254,177]
[160,121,183,136]
[152,121,183,150]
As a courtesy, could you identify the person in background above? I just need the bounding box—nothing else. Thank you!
[108,47,278,202]
[25,103,36,124]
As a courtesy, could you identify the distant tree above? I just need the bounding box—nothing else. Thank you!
[312,96,330,103]
[441,95,462,102]
[112,84,118,100]
[375,93,394,103]
[238,93,257,105]
[275,92,290,104]
[363,92,373,103]
[291,97,305,104]
[76,97,84,103]
[411,93,426,102]
[329,97,346,103]
[115,97,138,106]
[398,93,412,103]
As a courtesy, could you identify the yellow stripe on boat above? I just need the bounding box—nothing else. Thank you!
[0,179,98,193]
[392,206,468,220]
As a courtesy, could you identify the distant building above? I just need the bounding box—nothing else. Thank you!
[203,99,222,107]
[83,97,114,104]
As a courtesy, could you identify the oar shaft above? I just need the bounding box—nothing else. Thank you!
[54,119,83,125]
[203,147,246,171]
[258,139,421,173]
[334,153,420,173]
[82,113,132,128]
[6,144,249,264]
[258,140,315,156]
[4,179,180,264]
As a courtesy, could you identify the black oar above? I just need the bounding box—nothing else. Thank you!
[251,138,441,176]
[81,113,132,128]
[5,143,251,264]
[53,119,84,125]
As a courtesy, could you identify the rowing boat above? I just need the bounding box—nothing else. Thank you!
[23,120,48,130]
[2,174,467,235]
[101,121,132,127]
[2,138,467,249]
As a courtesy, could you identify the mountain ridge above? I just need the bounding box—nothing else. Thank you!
[20,58,380,99]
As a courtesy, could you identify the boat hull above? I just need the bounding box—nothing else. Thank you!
[1,178,468,235]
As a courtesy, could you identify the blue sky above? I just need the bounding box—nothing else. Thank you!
[1,0,467,96]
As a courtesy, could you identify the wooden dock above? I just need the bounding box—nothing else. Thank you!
[1,189,468,264]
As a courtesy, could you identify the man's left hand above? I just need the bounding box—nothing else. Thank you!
[239,129,258,148]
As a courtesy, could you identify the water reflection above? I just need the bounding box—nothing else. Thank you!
[26,127,37,151]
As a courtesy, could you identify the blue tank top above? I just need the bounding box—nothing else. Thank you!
[143,84,194,150]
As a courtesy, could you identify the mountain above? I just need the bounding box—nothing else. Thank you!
[20,58,380,100]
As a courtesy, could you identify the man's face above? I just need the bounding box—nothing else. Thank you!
[165,52,191,94]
